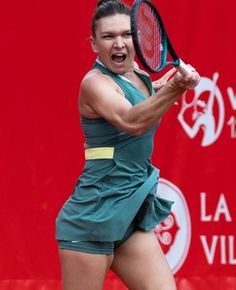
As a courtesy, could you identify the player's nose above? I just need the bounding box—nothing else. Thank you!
[114,36,125,48]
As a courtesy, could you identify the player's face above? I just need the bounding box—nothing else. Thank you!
[91,14,135,75]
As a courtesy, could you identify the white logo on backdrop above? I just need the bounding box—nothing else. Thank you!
[154,179,191,274]
[177,72,225,147]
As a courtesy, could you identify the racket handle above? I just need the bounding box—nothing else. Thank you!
[177,59,192,76]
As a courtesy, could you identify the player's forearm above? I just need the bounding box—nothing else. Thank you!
[122,80,186,135]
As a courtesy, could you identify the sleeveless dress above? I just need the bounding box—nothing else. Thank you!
[56,61,173,243]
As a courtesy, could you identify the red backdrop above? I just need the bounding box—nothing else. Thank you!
[0,0,235,289]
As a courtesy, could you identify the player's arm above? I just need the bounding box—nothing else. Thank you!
[79,69,199,136]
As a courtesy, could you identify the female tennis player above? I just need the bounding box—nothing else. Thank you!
[56,1,200,289]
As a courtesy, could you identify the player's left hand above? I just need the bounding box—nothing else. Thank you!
[152,68,177,91]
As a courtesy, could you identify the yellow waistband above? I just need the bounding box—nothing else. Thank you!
[85,147,114,160]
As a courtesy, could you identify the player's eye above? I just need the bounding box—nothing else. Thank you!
[102,35,113,40]
[124,32,132,38]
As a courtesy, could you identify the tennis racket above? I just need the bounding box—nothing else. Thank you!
[131,0,192,76]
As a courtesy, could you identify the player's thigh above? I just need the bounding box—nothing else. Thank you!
[59,249,113,290]
[111,230,176,290]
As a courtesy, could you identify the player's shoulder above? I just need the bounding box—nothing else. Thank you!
[81,69,121,100]
[81,68,111,87]
[80,68,119,99]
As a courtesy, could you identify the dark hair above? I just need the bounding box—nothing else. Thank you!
[92,0,131,37]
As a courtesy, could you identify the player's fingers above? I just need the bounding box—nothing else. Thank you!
[185,64,196,72]
[186,71,201,89]
[153,68,177,90]
[173,70,200,90]
[161,67,177,81]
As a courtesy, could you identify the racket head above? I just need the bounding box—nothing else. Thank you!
[131,0,179,73]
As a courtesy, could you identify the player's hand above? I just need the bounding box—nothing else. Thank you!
[152,68,177,91]
[173,65,200,90]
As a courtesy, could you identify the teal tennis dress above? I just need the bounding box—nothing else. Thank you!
[56,61,173,243]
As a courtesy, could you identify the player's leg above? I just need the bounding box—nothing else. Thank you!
[111,230,176,290]
[59,249,113,290]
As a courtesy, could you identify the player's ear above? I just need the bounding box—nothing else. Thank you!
[90,36,99,53]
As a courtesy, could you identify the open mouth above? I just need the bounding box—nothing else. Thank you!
[111,53,127,63]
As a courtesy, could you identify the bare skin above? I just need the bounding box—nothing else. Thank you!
[59,250,113,290]
[59,12,200,290]
[59,230,176,290]
[111,231,176,290]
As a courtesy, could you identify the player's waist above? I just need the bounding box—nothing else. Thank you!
[85,142,153,161]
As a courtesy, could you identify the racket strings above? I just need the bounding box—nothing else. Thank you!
[137,3,162,70]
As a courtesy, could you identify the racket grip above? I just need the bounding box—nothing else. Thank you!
[177,59,192,76]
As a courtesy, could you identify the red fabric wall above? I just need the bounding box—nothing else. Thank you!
[0,0,235,289]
